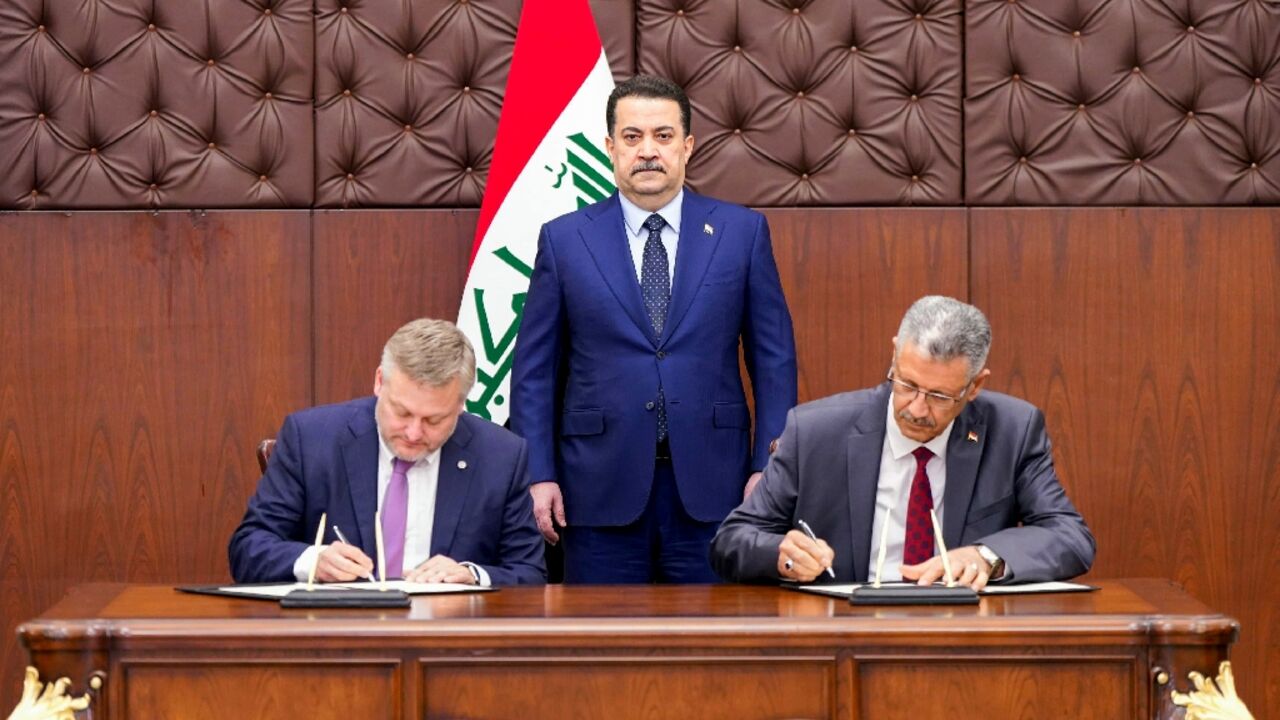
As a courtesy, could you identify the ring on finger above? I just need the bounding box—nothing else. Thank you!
[783,558,794,571]
[968,563,978,573]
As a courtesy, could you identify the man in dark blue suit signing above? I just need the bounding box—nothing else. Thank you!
[510,75,797,583]
[230,319,545,586]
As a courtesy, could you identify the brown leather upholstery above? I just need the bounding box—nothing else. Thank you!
[639,0,964,205]
[965,0,1280,204]
[0,0,315,209]
[1,0,1275,208]
[257,438,277,474]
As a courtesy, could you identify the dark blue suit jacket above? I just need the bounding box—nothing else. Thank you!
[228,398,545,585]
[712,385,1097,583]
[510,190,797,526]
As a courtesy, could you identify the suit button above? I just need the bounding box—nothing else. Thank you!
[645,401,656,411]
[656,351,666,359]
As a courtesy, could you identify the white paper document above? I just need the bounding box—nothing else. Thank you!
[211,581,488,600]
[795,580,1094,598]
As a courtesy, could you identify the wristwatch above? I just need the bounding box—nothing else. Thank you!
[976,545,1004,578]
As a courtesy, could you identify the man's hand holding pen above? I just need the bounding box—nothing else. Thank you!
[777,529,835,582]
[901,545,994,591]
[315,542,376,583]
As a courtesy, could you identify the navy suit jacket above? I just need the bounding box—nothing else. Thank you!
[228,398,546,585]
[510,190,797,526]
[711,385,1096,583]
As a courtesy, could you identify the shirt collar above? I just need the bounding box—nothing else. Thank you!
[619,189,684,238]
[884,392,955,461]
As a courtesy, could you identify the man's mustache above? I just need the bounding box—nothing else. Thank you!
[897,409,936,428]
[631,160,666,175]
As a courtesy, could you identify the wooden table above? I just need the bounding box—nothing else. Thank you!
[16,579,1236,719]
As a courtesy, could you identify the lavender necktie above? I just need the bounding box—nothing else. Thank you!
[381,457,412,579]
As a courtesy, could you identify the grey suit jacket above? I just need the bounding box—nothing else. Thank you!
[711,384,1096,583]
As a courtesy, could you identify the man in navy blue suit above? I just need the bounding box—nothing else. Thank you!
[510,75,797,583]
[229,319,545,586]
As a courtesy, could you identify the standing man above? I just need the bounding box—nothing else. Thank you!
[712,296,1095,588]
[511,75,797,583]
[230,319,545,586]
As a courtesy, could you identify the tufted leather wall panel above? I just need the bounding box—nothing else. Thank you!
[312,0,634,208]
[0,0,315,208]
[638,0,964,204]
[965,0,1280,204]
[2,0,1277,207]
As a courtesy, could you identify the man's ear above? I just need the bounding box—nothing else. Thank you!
[373,367,384,397]
[967,368,992,400]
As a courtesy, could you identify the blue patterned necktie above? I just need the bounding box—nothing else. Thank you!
[641,213,670,441]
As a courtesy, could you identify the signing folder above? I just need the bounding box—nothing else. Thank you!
[178,580,495,601]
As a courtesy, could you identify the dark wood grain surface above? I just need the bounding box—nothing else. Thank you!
[971,207,1280,718]
[312,210,474,405]
[17,581,1238,720]
[0,211,312,711]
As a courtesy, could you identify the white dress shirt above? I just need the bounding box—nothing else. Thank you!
[292,434,489,585]
[866,396,956,581]
[619,189,682,285]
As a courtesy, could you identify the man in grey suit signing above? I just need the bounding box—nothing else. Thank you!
[712,296,1095,589]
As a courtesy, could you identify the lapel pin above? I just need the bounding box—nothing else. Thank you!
[457,460,467,470]
[703,223,714,235]
[967,431,979,443]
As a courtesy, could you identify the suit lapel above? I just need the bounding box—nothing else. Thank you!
[846,388,890,582]
[431,416,476,556]
[579,194,654,343]
[661,191,720,345]
[942,402,987,548]
[342,403,381,561]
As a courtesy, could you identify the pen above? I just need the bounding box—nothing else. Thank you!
[332,525,377,583]
[796,518,836,579]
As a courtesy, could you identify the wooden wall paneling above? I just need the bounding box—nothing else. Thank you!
[312,210,476,405]
[0,211,312,712]
[763,209,970,403]
[970,207,1280,718]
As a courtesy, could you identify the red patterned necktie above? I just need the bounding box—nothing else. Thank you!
[903,446,935,566]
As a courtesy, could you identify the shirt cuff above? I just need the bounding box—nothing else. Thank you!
[292,544,323,582]
[461,561,491,587]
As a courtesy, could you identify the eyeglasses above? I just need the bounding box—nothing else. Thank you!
[886,371,970,409]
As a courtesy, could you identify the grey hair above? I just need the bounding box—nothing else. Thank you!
[895,296,992,380]
[379,318,476,398]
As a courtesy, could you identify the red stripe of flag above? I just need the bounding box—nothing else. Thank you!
[470,0,604,266]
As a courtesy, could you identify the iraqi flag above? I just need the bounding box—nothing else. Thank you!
[457,0,615,423]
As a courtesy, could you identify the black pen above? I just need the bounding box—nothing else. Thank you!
[796,518,836,579]
[331,525,377,583]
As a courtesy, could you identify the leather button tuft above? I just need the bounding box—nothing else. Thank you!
[733,128,742,135]
[208,142,217,149]
[1133,158,1142,165]
[89,148,98,155]
[263,7,272,15]
[1012,73,1021,81]
[1186,110,1194,118]
[346,173,355,180]
[910,94,918,102]
[339,6,348,13]
[465,166,473,173]
[259,175,268,182]
[1255,77,1263,85]
[1132,66,1141,74]
[403,124,413,132]
[406,52,415,60]
[147,23,156,31]
[792,7,800,14]
[1019,156,1028,164]
[1078,103,1086,111]
[915,13,923,20]
[1072,30,1080,38]
[462,86,471,93]
[797,91,805,98]
[850,45,858,52]
[82,67,91,74]
[676,9,685,16]
[911,175,920,182]
[37,24,45,32]
[149,110,158,117]
[37,113,45,121]
[149,183,158,190]
[801,173,809,180]
[733,45,741,52]
[848,128,856,135]
[1187,25,1195,33]
[343,89,352,96]
[30,189,38,196]
[207,59,216,67]
[264,92,273,99]
[1251,162,1259,169]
